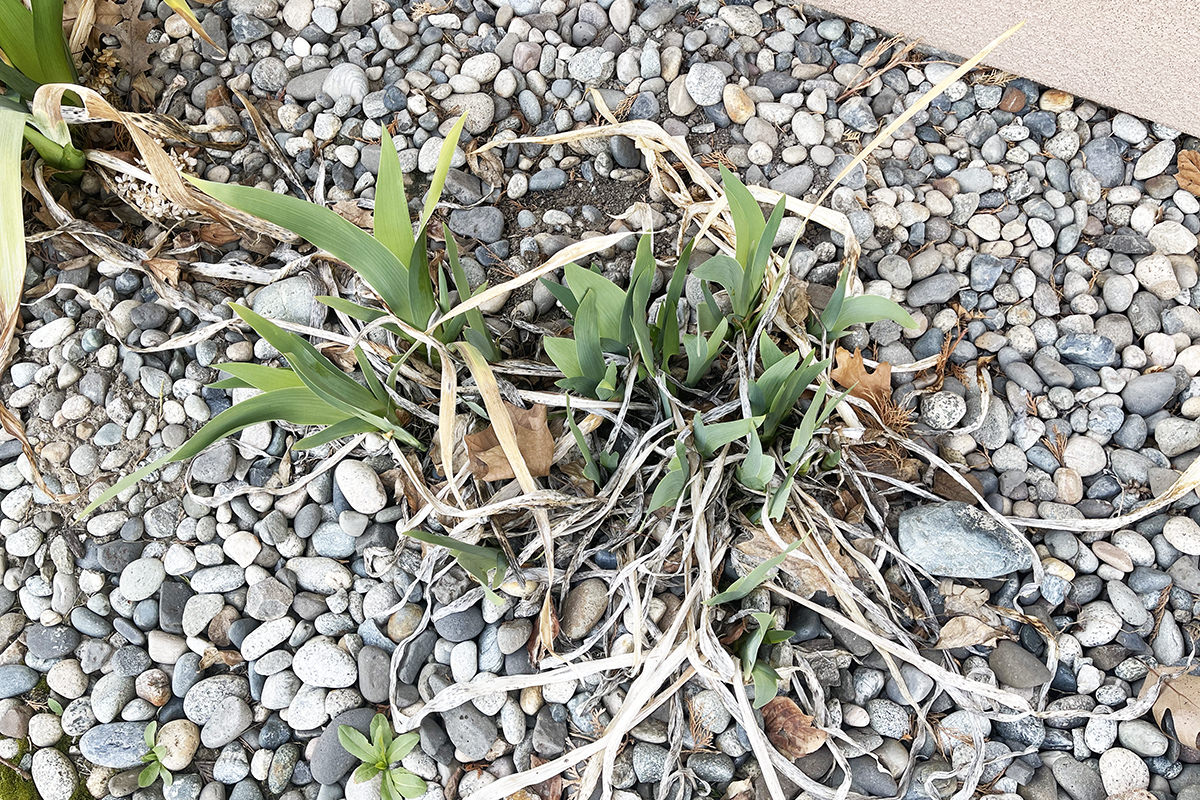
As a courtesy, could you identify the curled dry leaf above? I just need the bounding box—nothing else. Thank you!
[198,647,244,669]
[721,780,756,800]
[1139,665,1200,749]
[465,402,555,482]
[933,615,1007,650]
[761,696,827,758]
[830,347,892,415]
[466,146,504,188]
[1178,150,1200,197]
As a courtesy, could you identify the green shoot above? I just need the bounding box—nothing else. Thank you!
[191,115,495,354]
[819,265,918,339]
[77,305,420,520]
[138,722,173,789]
[403,529,508,605]
[338,714,426,800]
[707,540,804,606]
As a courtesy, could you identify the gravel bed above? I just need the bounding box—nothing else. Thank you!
[4,1,1200,800]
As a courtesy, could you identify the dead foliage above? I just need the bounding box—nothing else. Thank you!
[761,697,827,758]
[1140,666,1200,749]
[1179,150,1200,196]
[464,402,555,482]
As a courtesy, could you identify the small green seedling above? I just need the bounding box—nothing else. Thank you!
[692,167,786,328]
[750,335,831,442]
[138,721,173,789]
[818,264,918,339]
[649,440,690,512]
[736,432,776,492]
[738,612,795,709]
[338,714,427,800]
[565,399,618,485]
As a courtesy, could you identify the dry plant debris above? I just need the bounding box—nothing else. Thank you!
[760,697,828,759]
[464,401,556,482]
[829,346,894,415]
[1179,149,1200,196]
[1140,666,1200,749]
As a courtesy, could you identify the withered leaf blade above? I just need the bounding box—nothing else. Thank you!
[830,347,892,414]
[940,581,989,616]
[1140,665,1200,749]
[762,697,827,758]
[465,402,555,482]
[933,615,1006,650]
[1179,150,1200,197]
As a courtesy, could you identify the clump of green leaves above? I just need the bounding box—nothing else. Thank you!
[693,167,786,329]
[193,116,496,357]
[737,611,795,708]
[78,303,418,519]
[338,714,426,800]
[818,263,917,340]
[139,722,173,789]
[542,236,685,399]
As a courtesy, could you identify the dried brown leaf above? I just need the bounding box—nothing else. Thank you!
[465,402,555,482]
[197,223,241,246]
[145,257,180,286]
[761,697,827,758]
[1179,150,1200,197]
[95,0,165,106]
[198,646,244,669]
[467,146,504,188]
[332,200,374,229]
[522,755,562,800]
[933,615,1006,649]
[830,347,892,415]
[940,582,989,616]
[1140,666,1200,749]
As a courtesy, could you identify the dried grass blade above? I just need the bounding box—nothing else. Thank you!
[160,0,223,52]
[231,87,308,200]
[427,231,629,334]
[457,341,559,655]
[67,0,94,56]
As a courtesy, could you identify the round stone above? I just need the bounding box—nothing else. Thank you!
[334,460,387,514]
[119,558,166,602]
[1163,516,1200,555]
[684,63,726,106]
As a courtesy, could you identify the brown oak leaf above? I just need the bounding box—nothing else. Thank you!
[465,402,555,482]
[95,0,165,107]
[762,697,827,758]
[1179,150,1200,197]
[830,347,892,415]
[1139,665,1200,749]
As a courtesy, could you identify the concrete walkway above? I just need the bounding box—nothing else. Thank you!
[810,0,1200,136]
